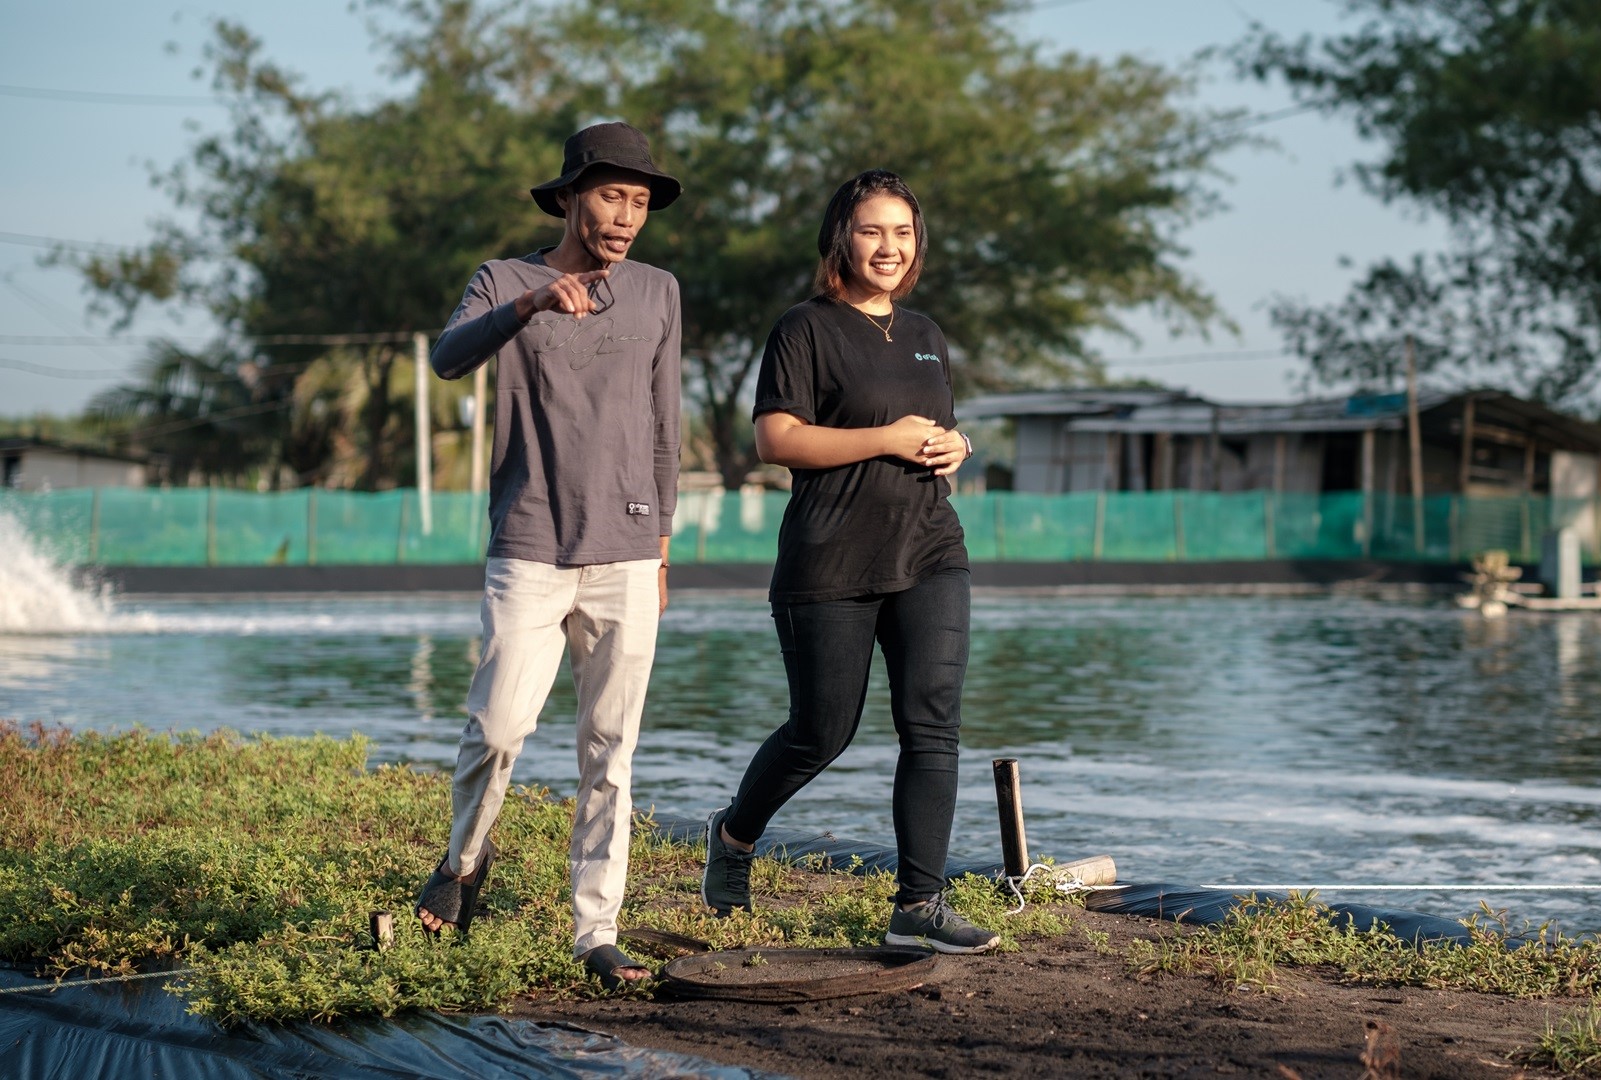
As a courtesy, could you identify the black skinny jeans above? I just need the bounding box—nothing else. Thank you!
[723,566,970,904]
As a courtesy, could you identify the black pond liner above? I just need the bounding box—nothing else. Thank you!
[651,815,1496,948]
[0,965,780,1080]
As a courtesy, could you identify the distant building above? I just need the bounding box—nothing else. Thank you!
[959,388,1601,502]
[0,438,149,491]
[960,387,1601,556]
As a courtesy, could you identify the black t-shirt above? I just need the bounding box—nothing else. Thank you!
[753,296,968,603]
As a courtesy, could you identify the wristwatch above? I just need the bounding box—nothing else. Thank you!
[960,433,973,459]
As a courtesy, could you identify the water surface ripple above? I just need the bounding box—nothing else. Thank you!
[3,590,1599,931]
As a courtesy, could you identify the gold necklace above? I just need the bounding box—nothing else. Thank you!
[859,305,895,342]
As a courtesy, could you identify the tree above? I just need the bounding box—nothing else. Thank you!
[80,2,567,488]
[1239,0,1601,406]
[86,341,291,487]
[78,0,1242,488]
[556,0,1242,485]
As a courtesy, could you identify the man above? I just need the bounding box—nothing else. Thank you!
[416,122,681,991]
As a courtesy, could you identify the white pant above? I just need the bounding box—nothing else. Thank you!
[448,556,660,957]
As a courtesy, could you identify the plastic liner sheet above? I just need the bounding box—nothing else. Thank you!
[0,966,781,1080]
[1084,884,1479,947]
[652,817,1488,949]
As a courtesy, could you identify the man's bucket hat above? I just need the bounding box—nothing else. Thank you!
[530,122,682,218]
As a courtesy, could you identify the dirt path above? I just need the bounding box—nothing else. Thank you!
[521,909,1561,1078]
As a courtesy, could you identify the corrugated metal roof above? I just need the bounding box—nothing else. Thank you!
[956,388,1601,447]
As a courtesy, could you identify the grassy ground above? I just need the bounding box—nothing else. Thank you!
[2,723,1599,1073]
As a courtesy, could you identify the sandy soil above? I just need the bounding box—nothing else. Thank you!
[521,907,1565,1079]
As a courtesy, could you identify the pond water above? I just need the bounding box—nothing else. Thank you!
[4,542,1601,932]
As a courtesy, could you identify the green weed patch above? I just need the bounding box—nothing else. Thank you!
[1128,892,1601,1000]
[0,725,1064,1023]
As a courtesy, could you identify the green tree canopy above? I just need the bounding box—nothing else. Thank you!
[1239,0,1601,407]
[81,0,1242,488]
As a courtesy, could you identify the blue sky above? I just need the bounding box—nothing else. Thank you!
[0,0,1448,416]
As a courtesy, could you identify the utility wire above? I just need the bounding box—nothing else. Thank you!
[0,357,128,379]
[0,331,435,348]
[1100,348,1289,367]
[0,230,138,254]
[122,399,295,439]
[0,82,222,107]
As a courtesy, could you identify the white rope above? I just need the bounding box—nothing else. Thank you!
[1003,874,1601,915]
[1004,862,1116,914]
[0,968,193,995]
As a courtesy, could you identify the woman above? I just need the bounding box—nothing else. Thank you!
[701,170,997,953]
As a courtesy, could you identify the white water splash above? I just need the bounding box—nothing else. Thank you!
[0,512,135,634]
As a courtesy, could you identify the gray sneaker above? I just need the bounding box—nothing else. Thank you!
[701,807,753,916]
[884,894,1000,954]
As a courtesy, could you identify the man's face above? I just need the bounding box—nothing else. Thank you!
[558,167,653,265]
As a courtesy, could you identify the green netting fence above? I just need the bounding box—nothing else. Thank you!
[2,488,1596,567]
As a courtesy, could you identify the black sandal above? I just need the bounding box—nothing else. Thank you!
[415,838,497,937]
[581,943,653,992]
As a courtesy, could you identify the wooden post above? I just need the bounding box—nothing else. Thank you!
[1153,432,1172,490]
[1273,433,1287,494]
[993,494,1006,560]
[413,331,433,536]
[306,488,318,566]
[992,759,1030,879]
[1406,335,1425,553]
[1458,395,1476,495]
[1263,490,1276,558]
[1172,493,1185,561]
[1208,407,1222,491]
[1360,427,1375,558]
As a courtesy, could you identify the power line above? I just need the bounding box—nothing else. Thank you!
[0,82,223,107]
[0,336,156,348]
[0,357,128,379]
[0,230,137,254]
[124,398,294,439]
[1100,348,1289,367]
[0,330,437,347]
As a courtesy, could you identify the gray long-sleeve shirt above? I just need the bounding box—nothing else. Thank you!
[432,251,681,566]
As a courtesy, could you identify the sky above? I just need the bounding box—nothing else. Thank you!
[0,0,1450,417]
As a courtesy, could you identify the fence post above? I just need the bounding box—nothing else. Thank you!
[697,490,714,563]
[206,487,218,567]
[89,487,101,564]
[1263,491,1275,559]
[1448,497,1460,562]
[396,492,410,564]
[993,493,1006,560]
[307,489,318,566]
[1172,493,1185,561]
[1092,491,1106,561]
[413,332,433,536]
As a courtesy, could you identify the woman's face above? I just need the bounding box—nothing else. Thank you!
[845,195,916,300]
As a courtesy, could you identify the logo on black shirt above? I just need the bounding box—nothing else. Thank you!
[914,352,941,363]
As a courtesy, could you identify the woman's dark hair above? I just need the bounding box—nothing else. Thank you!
[813,170,927,301]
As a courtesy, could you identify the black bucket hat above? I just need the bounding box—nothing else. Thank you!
[530,122,682,218]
